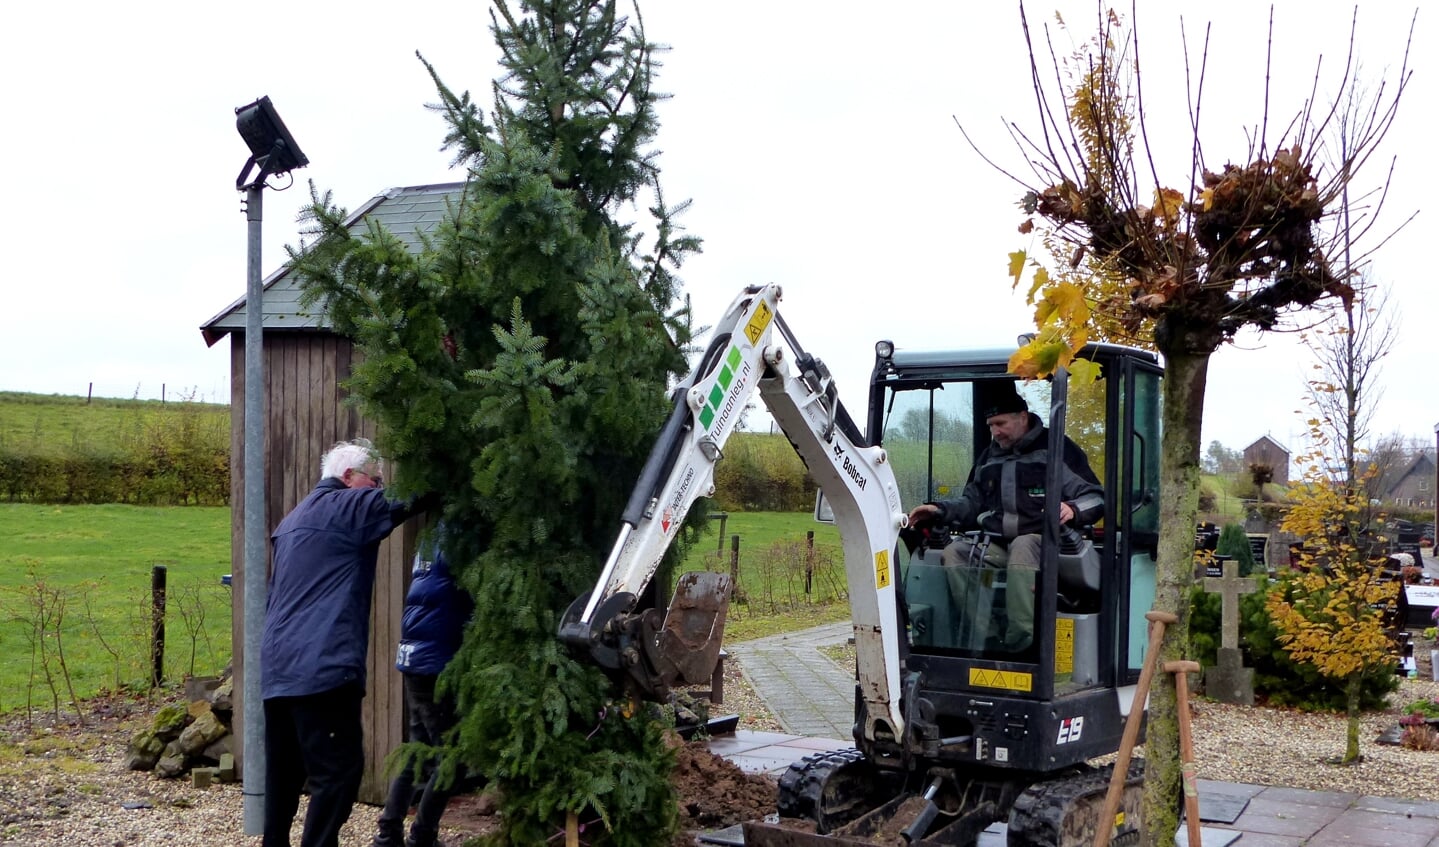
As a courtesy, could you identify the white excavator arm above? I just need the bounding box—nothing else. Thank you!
[560,283,909,747]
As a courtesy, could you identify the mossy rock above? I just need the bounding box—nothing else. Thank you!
[152,703,190,739]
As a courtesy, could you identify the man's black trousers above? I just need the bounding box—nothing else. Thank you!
[263,683,365,847]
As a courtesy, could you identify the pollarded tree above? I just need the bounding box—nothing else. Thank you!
[290,2,700,844]
[965,6,1413,844]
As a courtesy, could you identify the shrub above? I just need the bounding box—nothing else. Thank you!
[1402,694,1439,720]
[711,433,815,512]
[1186,579,1400,712]
[1215,523,1258,576]
[0,400,228,506]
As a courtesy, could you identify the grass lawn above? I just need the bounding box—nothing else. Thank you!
[0,504,232,716]
[0,505,847,716]
[679,511,851,641]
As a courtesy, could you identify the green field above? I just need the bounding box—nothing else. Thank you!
[0,391,229,457]
[679,510,850,640]
[0,504,233,716]
[0,503,845,714]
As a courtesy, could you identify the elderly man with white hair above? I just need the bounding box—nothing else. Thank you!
[261,438,434,847]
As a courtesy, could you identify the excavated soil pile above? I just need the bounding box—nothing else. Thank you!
[673,739,779,830]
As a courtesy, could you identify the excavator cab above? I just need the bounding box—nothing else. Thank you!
[788,342,1166,845]
[865,342,1162,765]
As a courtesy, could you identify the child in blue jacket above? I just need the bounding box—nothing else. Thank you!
[374,531,473,847]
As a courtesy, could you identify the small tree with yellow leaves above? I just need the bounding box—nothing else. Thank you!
[1268,423,1399,764]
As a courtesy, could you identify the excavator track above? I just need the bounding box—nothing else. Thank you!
[1007,762,1144,847]
[777,748,903,834]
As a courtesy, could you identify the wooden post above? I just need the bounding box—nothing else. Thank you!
[805,530,815,594]
[715,512,728,553]
[1164,660,1204,847]
[729,535,741,600]
[151,565,168,687]
[1093,609,1177,847]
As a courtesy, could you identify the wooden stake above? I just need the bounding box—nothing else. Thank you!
[1165,660,1204,847]
[1093,609,1177,847]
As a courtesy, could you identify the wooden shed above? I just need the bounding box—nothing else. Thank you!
[200,182,465,802]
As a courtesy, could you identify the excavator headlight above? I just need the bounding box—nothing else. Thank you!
[874,340,895,360]
[698,438,723,463]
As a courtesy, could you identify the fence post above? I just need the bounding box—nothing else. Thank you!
[805,530,815,595]
[151,564,167,688]
[729,535,741,600]
[714,512,729,553]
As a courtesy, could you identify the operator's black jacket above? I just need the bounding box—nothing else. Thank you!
[931,413,1104,540]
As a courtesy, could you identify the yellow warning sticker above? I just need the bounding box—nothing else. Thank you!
[1055,617,1074,674]
[968,667,1033,692]
[744,300,774,345]
[874,549,890,589]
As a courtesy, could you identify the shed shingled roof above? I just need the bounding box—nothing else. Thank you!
[200,182,465,346]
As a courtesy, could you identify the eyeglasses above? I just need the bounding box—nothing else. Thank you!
[356,469,384,488]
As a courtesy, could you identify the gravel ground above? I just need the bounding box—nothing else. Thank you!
[2,655,1436,846]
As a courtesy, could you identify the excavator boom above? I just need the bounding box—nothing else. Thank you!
[560,284,909,746]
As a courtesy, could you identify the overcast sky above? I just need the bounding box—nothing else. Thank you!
[1,1,1430,455]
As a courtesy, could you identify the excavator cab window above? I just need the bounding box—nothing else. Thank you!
[868,343,1159,699]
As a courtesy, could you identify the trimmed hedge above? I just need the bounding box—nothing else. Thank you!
[711,432,818,512]
[0,401,229,506]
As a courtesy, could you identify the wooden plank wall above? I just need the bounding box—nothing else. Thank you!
[229,331,420,805]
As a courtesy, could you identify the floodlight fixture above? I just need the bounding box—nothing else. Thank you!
[234,96,309,190]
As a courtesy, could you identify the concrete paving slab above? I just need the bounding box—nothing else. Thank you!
[1192,779,1262,823]
[1304,807,1439,847]
[1358,796,1439,820]
[1256,785,1359,808]
[1175,825,1243,847]
[725,748,808,775]
[1211,794,1345,839]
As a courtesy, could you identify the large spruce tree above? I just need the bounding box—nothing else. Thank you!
[289,2,700,843]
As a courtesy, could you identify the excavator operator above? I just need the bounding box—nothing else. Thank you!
[907,380,1104,651]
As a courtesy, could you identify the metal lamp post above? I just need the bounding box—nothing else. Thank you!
[234,96,308,836]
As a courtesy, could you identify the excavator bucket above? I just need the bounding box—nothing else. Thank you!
[655,571,731,686]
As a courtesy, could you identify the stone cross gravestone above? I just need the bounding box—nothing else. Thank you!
[1203,558,1258,705]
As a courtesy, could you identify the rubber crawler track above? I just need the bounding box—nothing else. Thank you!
[1007,762,1145,847]
[776,748,869,823]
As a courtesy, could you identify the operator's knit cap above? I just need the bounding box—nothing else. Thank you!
[978,381,1028,419]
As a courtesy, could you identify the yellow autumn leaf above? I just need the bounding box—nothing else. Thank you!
[1152,187,1184,226]
[1048,280,1090,321]
[1008,250,1027,287]
[1067,357,1103,387]
[1028,266,1050,302]
[1033,341,1067,374]
[1007,344,1041,379]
